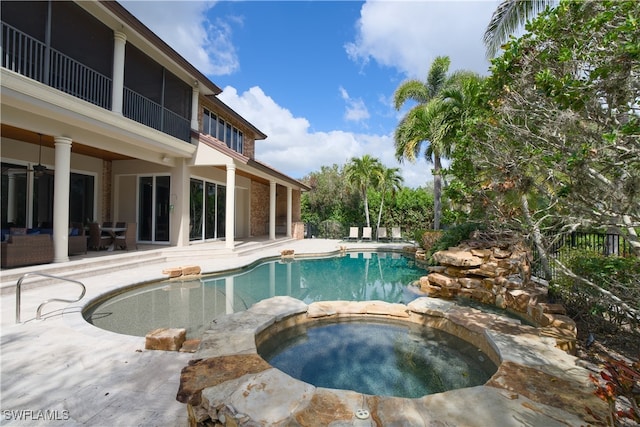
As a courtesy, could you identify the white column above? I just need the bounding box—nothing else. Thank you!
[225,163,236,249]
[7,174,16,223]
[111,31,126,114]
[269,181,276,240]
[191,84,199,130]
[286,187,292,238]
[53,136,72,263]
[172,158,190,246]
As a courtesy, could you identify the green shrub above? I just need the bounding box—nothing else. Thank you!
[428,222,485,256]
[549,250,640,331]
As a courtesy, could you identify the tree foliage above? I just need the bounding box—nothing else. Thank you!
[444,0,639,321]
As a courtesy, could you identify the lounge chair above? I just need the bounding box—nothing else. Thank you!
[346,226,359,241]
[362,227,372,241]
[391,227,402,242]
[377,227,389,241]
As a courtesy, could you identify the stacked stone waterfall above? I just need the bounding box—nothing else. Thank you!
[419,239,577,353]
[421,241,531,306]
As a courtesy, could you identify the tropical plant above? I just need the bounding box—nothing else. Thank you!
[393,56,453,230]
[375,166,403,233]
[344,155,384,228]
[483,0,556,58]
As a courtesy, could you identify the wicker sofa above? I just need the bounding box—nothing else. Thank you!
[1,233,54,268]
[0,223,87,268]
[68,223,87,255]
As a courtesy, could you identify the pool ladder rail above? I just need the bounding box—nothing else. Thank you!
[15,272,86,324]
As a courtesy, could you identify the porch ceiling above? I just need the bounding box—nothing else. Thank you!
[1,124,132,162]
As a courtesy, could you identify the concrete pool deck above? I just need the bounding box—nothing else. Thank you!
[0,238,605,426]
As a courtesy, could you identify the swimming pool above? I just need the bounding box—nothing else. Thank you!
[84,251,427,338]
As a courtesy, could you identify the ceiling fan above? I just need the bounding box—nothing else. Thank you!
[1,133,54,178]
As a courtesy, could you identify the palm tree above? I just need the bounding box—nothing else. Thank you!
[375,166,403,233]
[393,56,453,230]
[344,155,383,228]
[484,0,555,58]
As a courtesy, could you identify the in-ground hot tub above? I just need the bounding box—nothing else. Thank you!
[177,296,605,426]
[257,317,497,398]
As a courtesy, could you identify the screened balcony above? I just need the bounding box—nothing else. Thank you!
[1,22,191,143]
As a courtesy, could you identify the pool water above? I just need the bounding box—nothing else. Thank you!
[85,252,427,338]
[258,319,497,398]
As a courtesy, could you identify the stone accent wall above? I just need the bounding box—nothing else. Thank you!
[101,159,112,222]
[250,181,269,236]
[417,239,577,353]
[243,136,255,159]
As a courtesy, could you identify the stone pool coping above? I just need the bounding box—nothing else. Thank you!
[177,296,606,426]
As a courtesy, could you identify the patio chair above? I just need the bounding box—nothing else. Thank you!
[346,227,359,241]
[89,222,112,250]
[377,227,389,241]
[391,227,402,242]
[114,223,138,251]
[362,227,372,241]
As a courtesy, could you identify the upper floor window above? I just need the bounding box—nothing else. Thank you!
[203,109,243,155]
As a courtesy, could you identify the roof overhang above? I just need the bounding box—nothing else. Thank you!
[192,134,310,191]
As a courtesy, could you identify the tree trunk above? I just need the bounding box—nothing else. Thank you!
[521,195,553,280]
[363,190,371,228]
[433,155,442,230]
[376,193,384,232]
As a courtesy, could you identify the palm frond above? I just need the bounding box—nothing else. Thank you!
[393,79,430,110]
[483,0,555,59]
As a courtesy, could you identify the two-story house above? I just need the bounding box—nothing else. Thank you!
[1,0,309,266]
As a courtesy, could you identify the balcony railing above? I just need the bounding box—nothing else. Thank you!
[2,22,191,142]
[123,88,190,141]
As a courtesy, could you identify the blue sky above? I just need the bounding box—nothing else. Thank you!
[121,1,499,188]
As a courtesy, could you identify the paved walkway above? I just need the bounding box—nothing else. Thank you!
[0,238,395,426]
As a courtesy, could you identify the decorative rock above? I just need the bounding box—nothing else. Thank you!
[281,249,295,258]
[162,265,201,277]
[145,327,186,351]
[365,301,410,317]
[162,267,183,278]
[427,272,457,287]
[493,248,512,259]
[433,249,483,267]
[177,354,271,406]
[181,265,201,276]
[179,339,201,353]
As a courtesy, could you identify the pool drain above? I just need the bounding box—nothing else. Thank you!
[355,409,370,419]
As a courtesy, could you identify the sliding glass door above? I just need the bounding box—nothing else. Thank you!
[189,178,225,241]
[138,175,170,242]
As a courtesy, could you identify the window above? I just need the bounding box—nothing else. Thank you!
[202,110,244,155]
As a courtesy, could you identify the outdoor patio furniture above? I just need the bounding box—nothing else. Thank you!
[89,223,113,250]
[391,227,402,242]
[1,233,53,268]
[377,227,389,241]
[68,222,87,255]
[114,223,138,251]
[346,227,359,241]
[362,227,372,241]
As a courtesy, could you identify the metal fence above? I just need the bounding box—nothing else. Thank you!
[530,231,633,280]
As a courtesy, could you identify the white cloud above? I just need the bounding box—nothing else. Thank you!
[339,86,370,123]
[120,1,239,75]
[219,86,432,187]
[345,0,496,78]
[121,1,442,187]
